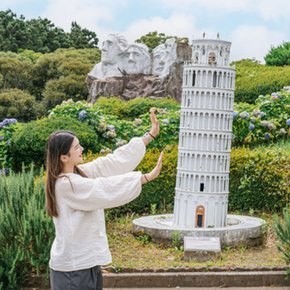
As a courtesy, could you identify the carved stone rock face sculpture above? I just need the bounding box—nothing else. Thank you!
[123,43,151,74]
[88,34,128,80]
[152,38,177,79]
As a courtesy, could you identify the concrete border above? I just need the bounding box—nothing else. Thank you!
[103,271,289,288]
[22,268,289,289]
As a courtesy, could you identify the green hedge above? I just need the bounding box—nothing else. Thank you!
[229,146,289,212]
[10,116,99,171]
[84,144,290,215]
[234,59,290,103]
[94,96,180,120]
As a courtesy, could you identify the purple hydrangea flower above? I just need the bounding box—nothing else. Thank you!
[271,92,278,99]
[6,140,11,145]
[0,136,4,141]
[249,123,255,131]
[286,119,290,126]
[0,118,17,128]
[78,110,88,121]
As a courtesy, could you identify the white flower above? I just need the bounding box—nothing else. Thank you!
[134,118,142,126]
[116,139,127,147]
[107,125,115,131]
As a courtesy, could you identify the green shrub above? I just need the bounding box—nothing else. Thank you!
[0,166,53,290]
[0,118,18,169]
[273,207,290,277]
[0,89,39,121]
[32,48,99,96]
[234,59,290,103]
[229,147,289,212]
[94,96,180,120]
[42,74,88,111]
[0,51,33,91]
[10,116,99,171]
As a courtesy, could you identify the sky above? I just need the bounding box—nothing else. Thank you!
[1,0,289,62]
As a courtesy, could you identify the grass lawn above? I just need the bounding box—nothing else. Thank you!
[105,211,286,271]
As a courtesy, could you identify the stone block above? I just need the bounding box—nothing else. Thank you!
[184,236,221,261]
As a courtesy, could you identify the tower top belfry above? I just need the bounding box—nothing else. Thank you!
[191,37,232,66]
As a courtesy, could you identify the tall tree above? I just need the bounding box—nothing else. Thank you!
[135,31,188,51]
[264,41,290,66]
[0,10,99,52]
[69,22,99,49]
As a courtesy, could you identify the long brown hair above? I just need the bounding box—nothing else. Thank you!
[45,130,87,217]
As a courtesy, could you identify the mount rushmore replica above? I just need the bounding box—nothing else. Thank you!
[86,34,192,102]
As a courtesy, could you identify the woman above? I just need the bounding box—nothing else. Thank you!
[45,109,163,290]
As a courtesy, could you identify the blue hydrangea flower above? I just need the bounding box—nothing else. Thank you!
[6,140,11,145]
[232,111,238,119]
[264,133,270,140]
[249,123,255,131]
[286,119,290,126]
[78,110,88,121]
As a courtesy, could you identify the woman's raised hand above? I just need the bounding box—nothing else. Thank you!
[149,107,159,138]
[141,151,163,184]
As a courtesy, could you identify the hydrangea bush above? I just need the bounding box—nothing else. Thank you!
[50,99,180,152]
[50,89,289,151]
[232,88,290,145]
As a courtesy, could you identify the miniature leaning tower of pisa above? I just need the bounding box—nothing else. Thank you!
[173,36,236,228]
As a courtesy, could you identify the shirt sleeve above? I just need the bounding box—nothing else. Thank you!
[57,171,142,211]
[78,137,146,178]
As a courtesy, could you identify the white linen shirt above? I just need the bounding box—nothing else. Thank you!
[49,137,146,271]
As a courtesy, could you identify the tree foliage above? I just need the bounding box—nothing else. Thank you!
[0,88,39,121]
[135,31,188,51]
[264,41,290,66]
[0,10,99,53]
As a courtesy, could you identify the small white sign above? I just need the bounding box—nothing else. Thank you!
[184,236,221,252]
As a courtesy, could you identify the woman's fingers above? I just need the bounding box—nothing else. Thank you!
[154,151,163,173]
[150,110,158,124]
